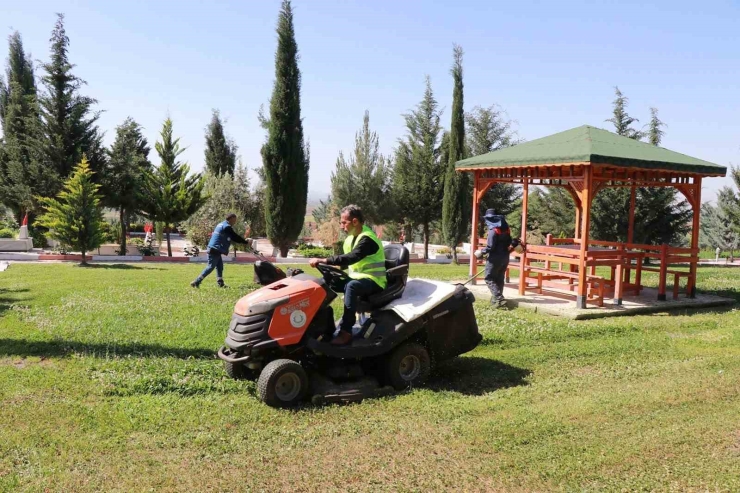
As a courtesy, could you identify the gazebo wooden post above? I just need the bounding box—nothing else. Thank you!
[469,171,481,283]
[518,179,529,295]
[577,166,593,309]
[624,184,637,286]
[688,177,702,298]
[627,185,636,244]
[574,207,581,240]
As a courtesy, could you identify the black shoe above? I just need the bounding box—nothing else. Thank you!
[190,280,200,288]
[217,282,228,288]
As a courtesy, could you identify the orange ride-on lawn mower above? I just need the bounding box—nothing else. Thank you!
[217,244,482,408]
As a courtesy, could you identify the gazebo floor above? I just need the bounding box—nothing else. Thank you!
[463,280,734,320]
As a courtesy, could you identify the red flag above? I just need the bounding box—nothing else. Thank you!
[22,214,28,226]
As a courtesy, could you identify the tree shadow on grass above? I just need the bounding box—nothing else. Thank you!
[0,338,215,360]
[427,356,530,396]
[699,287,740,304]
[666,305,737,317]
[0,287,32,317]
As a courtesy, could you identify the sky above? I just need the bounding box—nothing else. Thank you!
[2,0,738,202]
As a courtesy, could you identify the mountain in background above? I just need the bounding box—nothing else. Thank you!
[306,190,330,213]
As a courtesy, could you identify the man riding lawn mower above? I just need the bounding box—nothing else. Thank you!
[217,205,483,408]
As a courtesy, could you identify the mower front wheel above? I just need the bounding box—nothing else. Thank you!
[385,342,431,390]
[258,359,309,408]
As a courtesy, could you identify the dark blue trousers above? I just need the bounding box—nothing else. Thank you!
[196,249,224,284]
[335,278,383,332]
[485,255,509,301]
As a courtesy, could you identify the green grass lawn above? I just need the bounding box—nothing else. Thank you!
[1,262,739,491]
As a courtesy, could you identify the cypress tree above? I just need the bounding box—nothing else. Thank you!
[0,32,48,220]
[260,0,309,257]
[38,14,104,190]
[204,109,237,176]
[103,117,151,255]
[330,110,390,225]
[392,76,444,259]
[139,118,206,256]
[441,44,469,264]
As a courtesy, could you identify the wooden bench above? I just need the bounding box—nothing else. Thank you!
[524,266,606,307]
[640,267,690,300]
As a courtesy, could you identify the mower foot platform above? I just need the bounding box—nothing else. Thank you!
[308,372,395,405]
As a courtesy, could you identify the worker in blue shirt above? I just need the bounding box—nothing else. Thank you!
[190,213,250,288]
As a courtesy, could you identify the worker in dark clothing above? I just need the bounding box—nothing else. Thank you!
[190,213,251,288]
[478,209,518,307]
[309,204,386,345]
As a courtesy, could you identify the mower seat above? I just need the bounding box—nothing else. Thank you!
[356,244,410,312]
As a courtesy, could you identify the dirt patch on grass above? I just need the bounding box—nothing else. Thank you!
[572,365,602,377]
[730,430,740,456]
[253,421,505,492]
[0,356,54,369]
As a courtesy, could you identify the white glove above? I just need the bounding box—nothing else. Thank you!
[474,249,485,259]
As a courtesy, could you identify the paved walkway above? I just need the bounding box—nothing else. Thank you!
[464,281,734,320]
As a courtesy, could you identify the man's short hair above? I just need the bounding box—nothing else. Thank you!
[341,204,364,223]
[225,213,237,221]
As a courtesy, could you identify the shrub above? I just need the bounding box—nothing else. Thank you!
[0,228,15,238]
[51,244,70,255]
[100,221,120,244]
[0,215,18,231]
[299,247,333,258]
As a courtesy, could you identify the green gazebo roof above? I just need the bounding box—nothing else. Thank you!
[455,125,726,176]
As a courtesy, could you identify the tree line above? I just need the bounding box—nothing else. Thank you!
[2,3,737,263]
[0,14,266,258]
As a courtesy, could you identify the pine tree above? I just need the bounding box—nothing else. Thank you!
[204,109,237,176]
[139,118,206,256]
[330,111,390,225]
[0,32,36,125]
[392,76,444,259]
[636,106,691,246]
[605,87,643,140]
[441,44,469,264]
[701,189,740,260]
[592,87,642,241]
[311,195,332,226]
[526,187,577,238]
[646,107,665,146]
[103,117,151,255]
[0,32,49,220]
[260,0,309,256]
[465,104,521,226]
[38,14,104,190]
[35,156,105,265]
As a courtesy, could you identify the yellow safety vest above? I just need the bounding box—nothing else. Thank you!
[343,225,387,289]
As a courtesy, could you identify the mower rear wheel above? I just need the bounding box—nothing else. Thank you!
[258,359,309,408]
[385,342,431,390]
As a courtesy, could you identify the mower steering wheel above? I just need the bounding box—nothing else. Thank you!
[316,263,350,288]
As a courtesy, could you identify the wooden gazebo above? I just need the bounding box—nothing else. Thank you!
[455,125,727,309]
